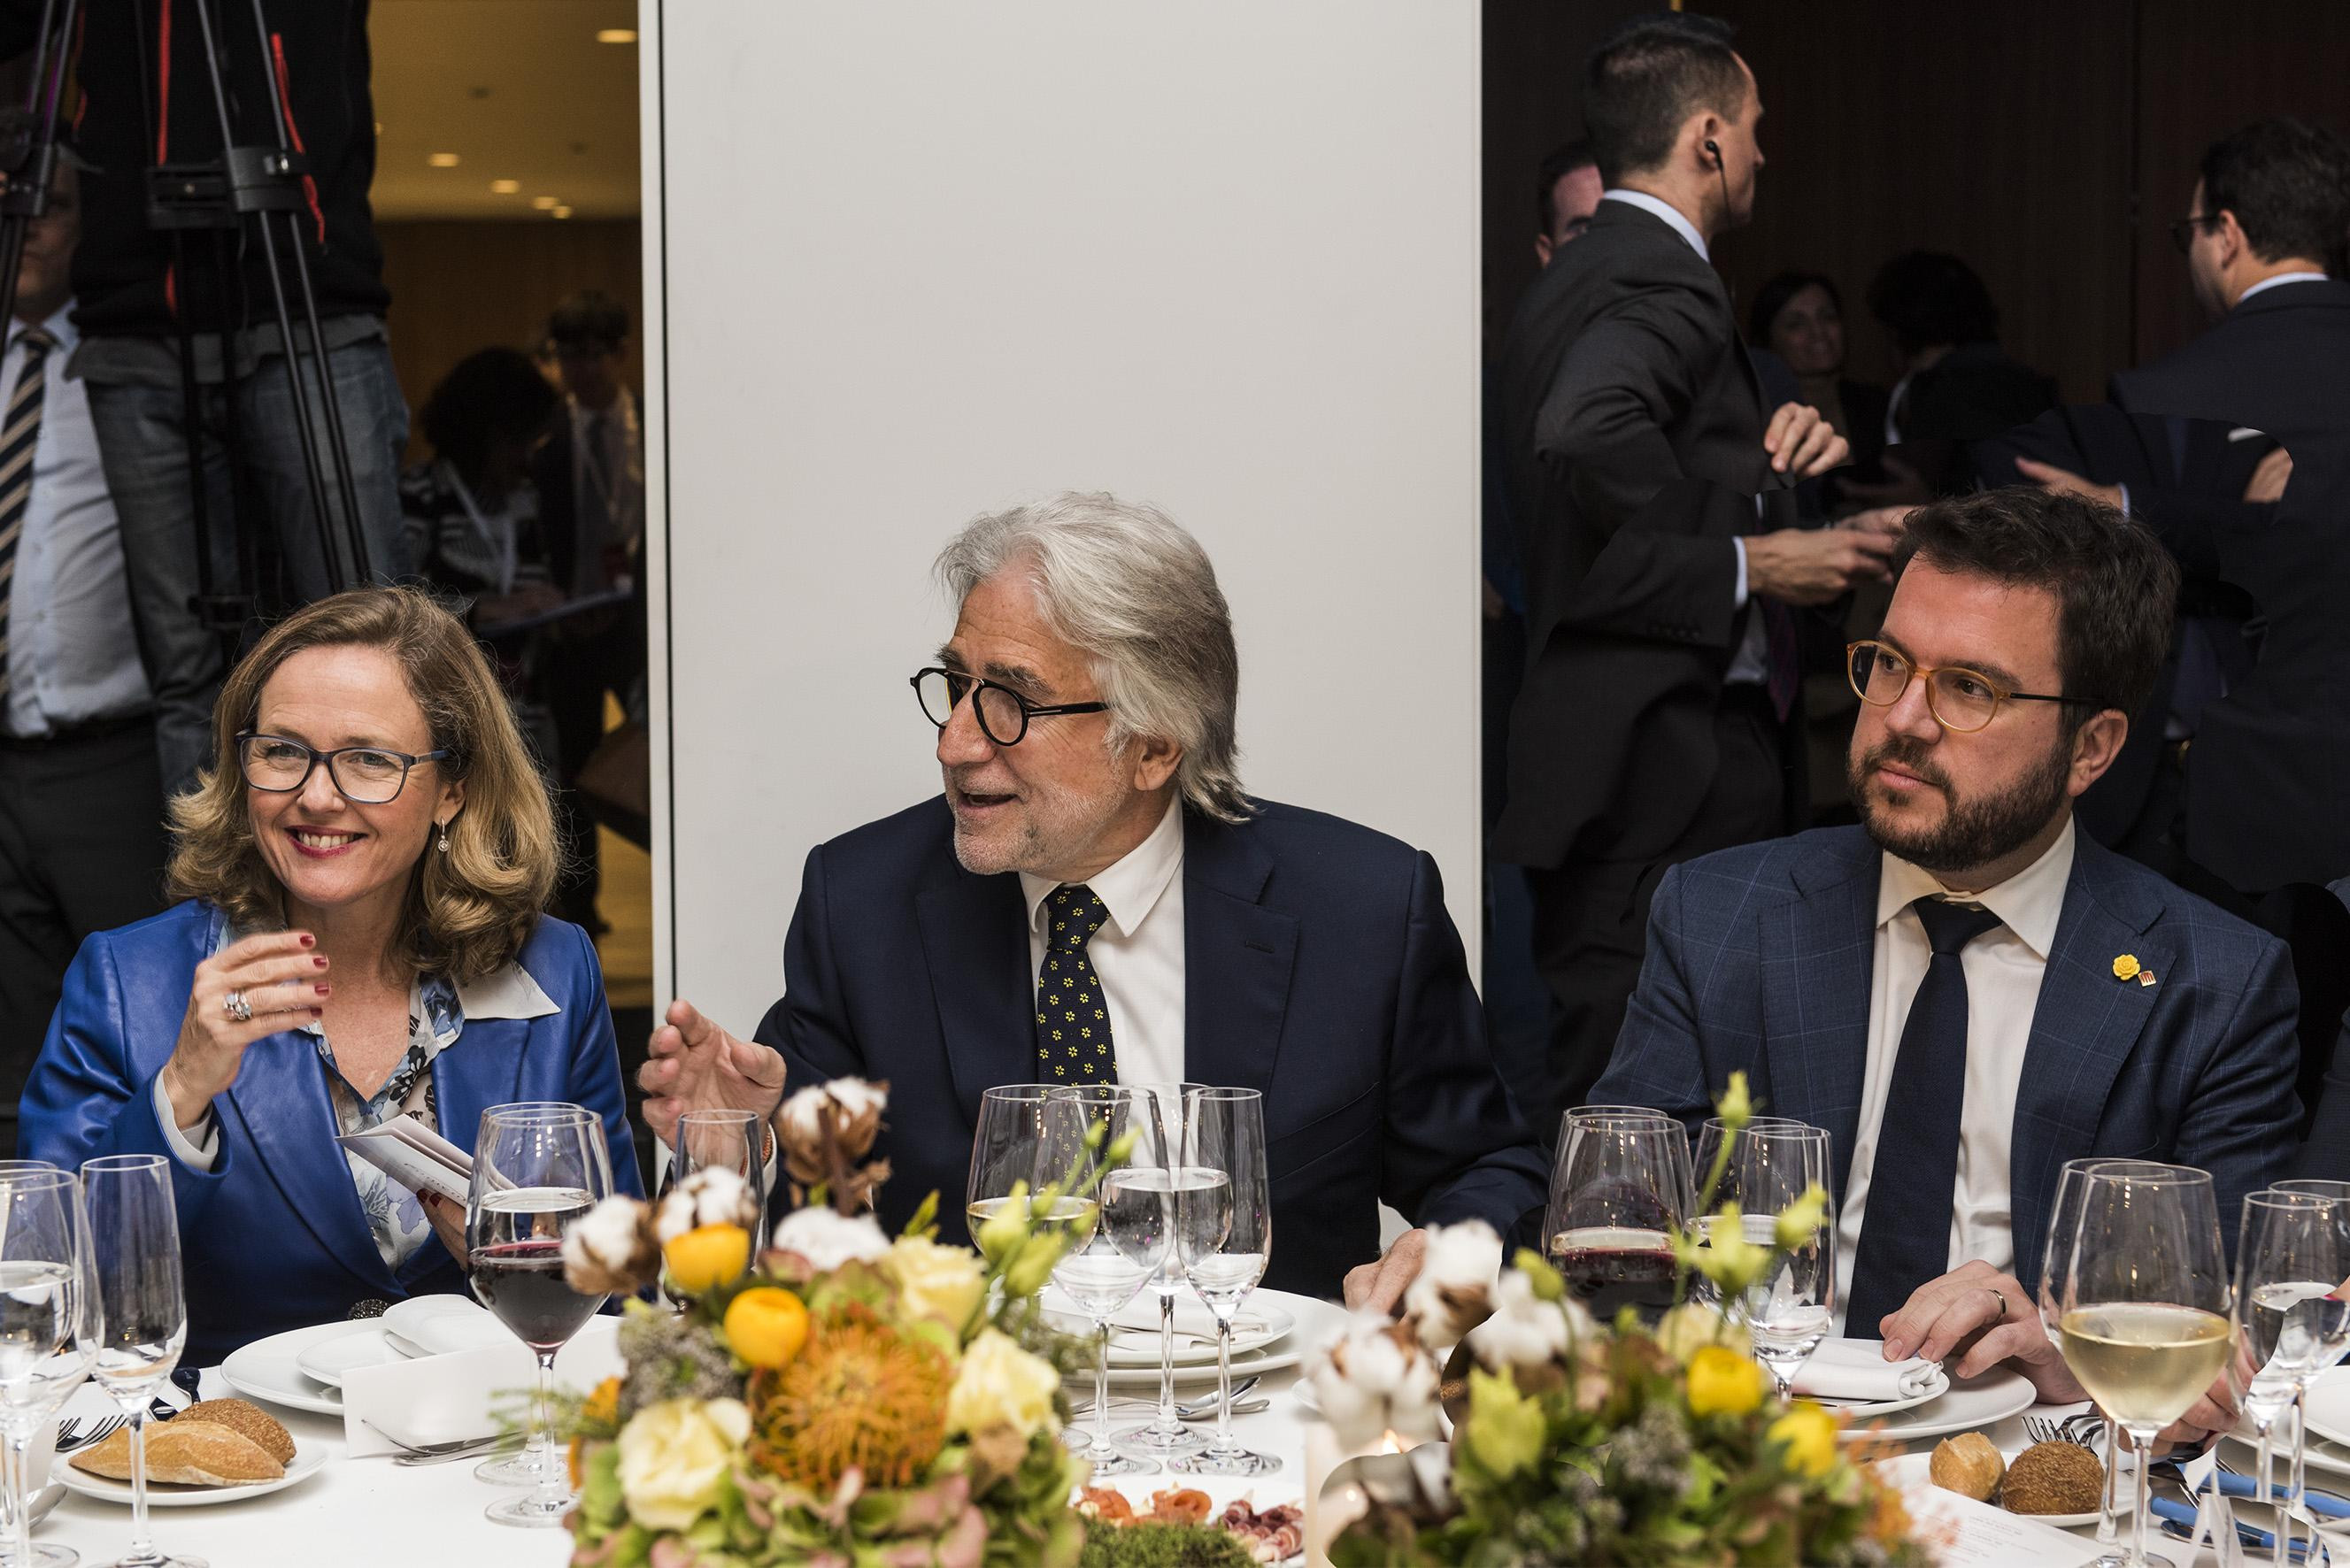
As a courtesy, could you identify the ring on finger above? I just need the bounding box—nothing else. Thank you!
[222,989,253,1025]
[1985,1286,2008,1320]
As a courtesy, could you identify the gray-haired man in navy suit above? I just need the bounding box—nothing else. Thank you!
[1591,486,2298,1449]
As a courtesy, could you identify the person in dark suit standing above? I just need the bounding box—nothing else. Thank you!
[1591,488,2299,1444]
[637,492,1546,1310]
[1493,12,1894,1132]
[2008,119,2350,901]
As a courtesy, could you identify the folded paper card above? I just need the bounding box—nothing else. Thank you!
[334,1114,474,1206]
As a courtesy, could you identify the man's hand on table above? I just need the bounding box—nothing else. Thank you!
[1876,1260,2085,1402]
[1343,1229,1428,1314]
[636,998,787,1144]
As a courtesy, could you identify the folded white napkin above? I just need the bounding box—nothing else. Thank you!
[381,1295,511,1358]
[1790,1337,1944,1403]
[342,1315,623,1456]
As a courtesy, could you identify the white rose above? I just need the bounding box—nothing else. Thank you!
[944,1327,1061,1441]
[614,1397,751,1532]
[655,1166,758,1243]
[887,1234,986,1329]
[769,1205,890,1272]
[1308,1310,1440,1447]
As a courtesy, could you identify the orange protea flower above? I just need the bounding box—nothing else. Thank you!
[748,1303,952,1490]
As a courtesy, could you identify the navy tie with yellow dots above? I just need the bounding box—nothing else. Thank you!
[1036,884,1117,1083]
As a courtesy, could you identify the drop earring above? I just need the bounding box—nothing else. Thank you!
[436,823,451,853]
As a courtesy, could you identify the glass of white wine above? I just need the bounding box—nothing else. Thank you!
[2235,1187,2350,1567]
[2039,1158,2138,1568]
[966,1085,1054,1253]
[2056,1162,2234,1568]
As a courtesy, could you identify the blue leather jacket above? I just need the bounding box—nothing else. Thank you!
[22,901,643,1362]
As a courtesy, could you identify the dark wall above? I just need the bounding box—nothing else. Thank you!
[1486,0,2350,401]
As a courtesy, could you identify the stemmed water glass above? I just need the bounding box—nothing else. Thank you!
[1544,1111,1691,1323]
[2236,1186,2350,1565]
[1167,1087,1277,1477]
[1707,1119,1834,1398]
[1042,1086,1173,1478]
[672,1107,769,1247]
[2040,1157,2138,1568]
[466,1102,615,1527]
[84,1155,201,1568]
[2054,1162,2233,1568]
[0,1166,95,1568]
[1114,1081,1208,1460]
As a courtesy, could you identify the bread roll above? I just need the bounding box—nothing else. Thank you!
[1928,1431,2004,1502]
[68,1419,287,1487]
[178,1399,296,1464]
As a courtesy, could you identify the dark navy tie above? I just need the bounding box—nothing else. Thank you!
[1845,897,2005,1336]
[1035,884,1117,1084]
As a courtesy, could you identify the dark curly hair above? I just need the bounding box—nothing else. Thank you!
[1866,251,1999,357]
[2200,118,2350,273]
[418,347,559,486]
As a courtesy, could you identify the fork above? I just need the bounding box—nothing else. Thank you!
[54,1415,124,1453]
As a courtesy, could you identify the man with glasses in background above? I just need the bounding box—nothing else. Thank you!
[638,491,1546,1310]
[1588,487,2298,1445]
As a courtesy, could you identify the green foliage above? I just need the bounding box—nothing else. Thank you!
[1077,1521,1259,1568]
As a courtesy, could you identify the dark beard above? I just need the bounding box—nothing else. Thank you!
[1850,734,2072,877]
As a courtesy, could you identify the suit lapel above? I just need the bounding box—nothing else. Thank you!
[2009,839,2166,1292]
[1180,816,1298,1106]
[1759,838,1878,1201]
[917,870,1036,1126]
[224,1030,401,1296]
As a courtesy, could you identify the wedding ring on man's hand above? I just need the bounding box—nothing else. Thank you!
[223,989,253,1024]
[1986,1286,2009,1320]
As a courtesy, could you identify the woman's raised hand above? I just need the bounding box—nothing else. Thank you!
[158,931,328,1129]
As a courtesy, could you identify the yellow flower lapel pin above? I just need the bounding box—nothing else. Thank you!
[2113,953,2157,988]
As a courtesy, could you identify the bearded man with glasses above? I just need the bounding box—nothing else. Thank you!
[1590,487,2299,1446]
[640,491,1545,1310]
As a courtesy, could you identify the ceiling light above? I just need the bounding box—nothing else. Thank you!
[532,196,560,210]
[551,205,574,219]
[490,179,520,195]
[597,28,637,44]
[427,152,460,168]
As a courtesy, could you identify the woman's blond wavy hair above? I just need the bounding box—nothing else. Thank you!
[166,587,559,986]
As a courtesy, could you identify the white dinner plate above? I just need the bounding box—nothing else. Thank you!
[2298,1366,2350,1452]
[1869,1447,2135,1530]
[1071,1290,1342,1387]
[1835,1366,2036,1444]
[2228,1428,2350,1482]
[58,1433,328,1508]
[1808,1368,1950,1422]
[1041,1287,1295,1366]
[294,1325,407,1388]
[221,1321,377,1414]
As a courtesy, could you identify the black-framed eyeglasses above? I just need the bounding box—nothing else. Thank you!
[235,733,451,803]
[2169,212,2221,255]
[1845,641,2099,734]
[910,667,1108,748]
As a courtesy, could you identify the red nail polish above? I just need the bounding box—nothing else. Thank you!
[313,956,329,969]
[310,1008,323,1018]
[298,934,316,948]
[315,985,330,996]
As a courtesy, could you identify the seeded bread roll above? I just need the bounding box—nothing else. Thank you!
[177,1399,296,1464]
[68,1419,286,1487]
[1928,1432,2005,1502]
[2001,1440,2104,1515]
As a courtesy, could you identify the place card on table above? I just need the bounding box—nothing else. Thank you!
[1899,1482,2107,1566]
[341,1314,622,1456]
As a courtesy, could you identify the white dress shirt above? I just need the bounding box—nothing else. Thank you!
[2,307,153,737]
[1018,796,1186,1091]
[2236,271,2330,305]
[1598,189,1771,687]
[1832,818,2077,1330]
[566,387,644,595]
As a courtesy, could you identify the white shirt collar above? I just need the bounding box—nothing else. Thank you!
[8,303,77,355]
[1876,814,2076,963]
[1021,795,1185,941]
[1600,188,1709,262]
[457,963,561,1021]
[2237,271,2331,306]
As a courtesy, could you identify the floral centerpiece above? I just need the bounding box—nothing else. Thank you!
[1316,1076,1930,1567]
[559,1078,1104,1568]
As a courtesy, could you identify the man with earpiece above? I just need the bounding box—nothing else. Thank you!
[1494,11,1899,1131]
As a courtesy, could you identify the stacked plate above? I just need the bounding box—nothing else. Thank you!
[1040,1287,1348,1387]
[220,1295,509,1415]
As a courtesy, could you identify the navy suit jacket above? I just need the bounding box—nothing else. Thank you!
[21,902,644,1363]
[1588,825,2300,1294]
[755,796,1548,1298]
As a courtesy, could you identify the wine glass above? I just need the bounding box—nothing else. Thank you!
[466,1102,615,1527]
[966,1085,1054,1255]
[2268,1175,2350,1543]
[84,1155,201,1568]
[1113,1081,1209,1460]
[1167,1087,1277,1477]
[2040,1158,2138,1568]
[2056,1162,2233,1568]
[672,1107,769,1245]
[2234,1188,2350,1567]
[0,1166,94,1568]
[1544,1113,1691,1323]
[1713,1120,1834,1398]
[1042,1086,1173,1477]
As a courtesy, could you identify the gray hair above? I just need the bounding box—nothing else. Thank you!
[935,492,1247,823]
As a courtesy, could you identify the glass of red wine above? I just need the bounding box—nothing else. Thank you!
[466,1101,614,1526]
[1543,1111,1691,1324]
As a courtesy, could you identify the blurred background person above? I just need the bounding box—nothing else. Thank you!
[0,151,166,1157]
[400,346,566,632]
[1748,270,1888,492]
[1860,250,2057,497]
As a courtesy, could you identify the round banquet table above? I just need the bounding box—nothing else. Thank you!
[22,1365,2188,1564]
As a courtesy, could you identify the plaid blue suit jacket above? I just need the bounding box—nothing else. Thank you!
[1588,824,2300,1293]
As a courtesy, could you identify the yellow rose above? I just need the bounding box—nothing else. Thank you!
[662,1222,751,1295]
[721,1287,809,1370]
[944,1327,1061,1441]
[1654,1302,1750,1365]
[888,1235,986,1329]
[1768,1401,1840,1478]
[1684,1345,1766,1418]
[614,1397,751,1532]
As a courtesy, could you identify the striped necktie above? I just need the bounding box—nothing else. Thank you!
[0,327,55,703]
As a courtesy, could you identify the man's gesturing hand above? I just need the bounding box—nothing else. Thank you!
[1743,525,1897,607]
[637,998,787,1144]
[1763,402,1852,480]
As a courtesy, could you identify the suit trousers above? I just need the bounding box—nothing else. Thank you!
[1525,688,1789,1134]
[0,719,167,1156]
